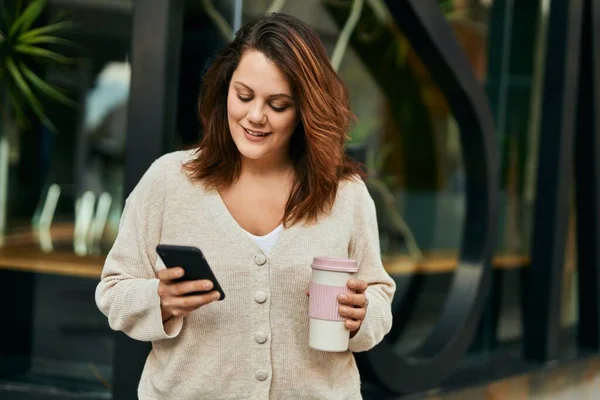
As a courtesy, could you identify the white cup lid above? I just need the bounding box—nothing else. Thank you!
[311,257,358,273]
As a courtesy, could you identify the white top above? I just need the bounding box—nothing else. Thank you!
[244,224,284,255]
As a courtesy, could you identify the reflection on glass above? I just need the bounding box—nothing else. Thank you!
[4,63,130,256]
[35,183,61,253]
[265,0,548,355]
[562,182,578,331]
[0,0,569,396]
[77,61,130,256]
[0,1,134,397]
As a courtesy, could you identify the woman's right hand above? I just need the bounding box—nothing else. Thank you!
[157,267,221,322]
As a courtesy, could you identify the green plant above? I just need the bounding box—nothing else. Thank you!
[346,117,380,145]
[0,0,76,131]
[366,143,397,187]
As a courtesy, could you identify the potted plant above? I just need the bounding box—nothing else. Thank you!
[0,0,75,235]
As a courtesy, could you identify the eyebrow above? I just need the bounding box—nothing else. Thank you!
[233,81,294,101]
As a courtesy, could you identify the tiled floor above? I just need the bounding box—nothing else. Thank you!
[432,357,600,399]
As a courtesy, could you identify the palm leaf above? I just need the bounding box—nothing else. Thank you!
[15,0,24,16]
[3,0,24,26]
[19,0,47,33]
[20,62,77,107]
[5,56,54,130]
[49,10,73,25]
[8,0,45,37]
[18,35,74,47]
[14,44,71,64]
[7,87,30,129]
[18,21,73,40]
[2,0,74,130]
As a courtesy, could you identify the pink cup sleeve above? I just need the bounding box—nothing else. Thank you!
[308,281,351,321]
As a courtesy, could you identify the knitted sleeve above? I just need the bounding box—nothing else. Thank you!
[95,156,184,342]
[348,180,396,353]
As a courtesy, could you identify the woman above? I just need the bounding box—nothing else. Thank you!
[96,13,395,400]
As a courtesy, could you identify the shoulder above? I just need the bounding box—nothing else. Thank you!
[331,175,376,221]
[136,148,199,188]
[330,176,379,246]
[336,175,373,207]
[145,148,197,180]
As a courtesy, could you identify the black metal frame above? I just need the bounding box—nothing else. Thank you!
[523,0,584,362]
[575,0,600,351]
[358,0,498,394]
[123,0,184,196]
[112,1,184,399]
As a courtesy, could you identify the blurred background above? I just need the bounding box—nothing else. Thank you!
[0,0,591,399]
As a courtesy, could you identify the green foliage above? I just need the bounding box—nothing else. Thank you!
[366,142,397,187]
[347,117,380,145]
[340,0,459,190]
[0,0,76,131]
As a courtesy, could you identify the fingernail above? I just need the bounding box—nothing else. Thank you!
[214,293,221,300]
[339,294,347,301]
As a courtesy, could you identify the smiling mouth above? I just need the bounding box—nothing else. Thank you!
[243,127,271,137]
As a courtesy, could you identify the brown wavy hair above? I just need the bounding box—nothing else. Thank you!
[184,13,364,226]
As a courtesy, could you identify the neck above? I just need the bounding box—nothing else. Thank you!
[240,153,294,179]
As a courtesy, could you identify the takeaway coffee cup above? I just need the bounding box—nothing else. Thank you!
[308,256,359,352]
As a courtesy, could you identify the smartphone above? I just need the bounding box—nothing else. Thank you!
[156,244,225,300]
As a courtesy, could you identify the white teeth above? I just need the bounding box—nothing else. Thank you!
[245,128,268,137]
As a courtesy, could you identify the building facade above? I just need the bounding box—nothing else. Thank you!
[0,0,599,399]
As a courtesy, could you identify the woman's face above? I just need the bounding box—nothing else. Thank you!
[227,50,299,165]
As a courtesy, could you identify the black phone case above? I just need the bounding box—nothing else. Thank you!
[156,244,225,300]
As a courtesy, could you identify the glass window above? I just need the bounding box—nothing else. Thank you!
[0,0,134,396]
[0,0,573,396]
[233,0,550,364]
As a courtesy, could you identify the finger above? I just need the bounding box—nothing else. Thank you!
[339,305,366,321]
[172,290,221,311]
[345,319,361,332]
[157,267,184,281]
[337,293,367,307]
[347,279,368,293]
[305,290,310,297]
[166,308,189,318]
[169,279,214,296]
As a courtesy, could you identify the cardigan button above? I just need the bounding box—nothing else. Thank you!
[255,331,268,344]
[254,254,267,266]
[255,369,268,381]
[254,291,267,303]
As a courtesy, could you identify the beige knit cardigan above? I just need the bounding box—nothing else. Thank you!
[95,150,396,400]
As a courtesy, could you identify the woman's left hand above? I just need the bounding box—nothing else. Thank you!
[338,279,369,336]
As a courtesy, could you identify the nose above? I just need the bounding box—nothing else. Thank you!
[247,103,266,125]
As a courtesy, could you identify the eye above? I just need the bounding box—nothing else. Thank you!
[270,104,288,112]
[237,94,252,102]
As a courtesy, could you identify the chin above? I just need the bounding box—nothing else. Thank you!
[234,141,268,160]
[239,150,267,160]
